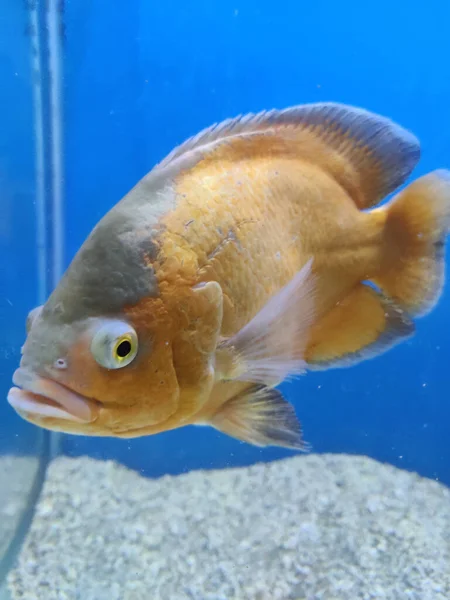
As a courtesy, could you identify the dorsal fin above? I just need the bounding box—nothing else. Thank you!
[154,102,420,209]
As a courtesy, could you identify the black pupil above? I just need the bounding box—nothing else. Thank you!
[116,340,132,358]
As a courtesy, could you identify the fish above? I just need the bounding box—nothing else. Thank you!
[7,102,450,450]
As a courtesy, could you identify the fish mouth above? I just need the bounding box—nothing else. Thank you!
[7,368,99,423]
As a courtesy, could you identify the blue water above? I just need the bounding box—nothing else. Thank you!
[0,0,44,460]
[1,0,450,484]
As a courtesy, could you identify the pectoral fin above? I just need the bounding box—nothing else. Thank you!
[215,258,316,387]
[209,384,309,450]
[305,283,414,369]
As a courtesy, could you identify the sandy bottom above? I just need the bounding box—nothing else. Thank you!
[0,456,39,560]
[6,453,450,600]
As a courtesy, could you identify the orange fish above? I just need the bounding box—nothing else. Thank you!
[8,102,450,449]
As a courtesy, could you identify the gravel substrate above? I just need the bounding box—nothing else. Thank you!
[6,453,450,600]
[0,456,39,560]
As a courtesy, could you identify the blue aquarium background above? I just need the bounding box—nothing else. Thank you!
[1,0,449,485]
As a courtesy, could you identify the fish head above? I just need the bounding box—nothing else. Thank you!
[7,191,224,437]
[10,300,181,438]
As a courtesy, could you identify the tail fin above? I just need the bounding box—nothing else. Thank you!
[374,169,450,316]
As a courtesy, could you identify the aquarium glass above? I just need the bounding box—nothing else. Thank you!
[1,1,449,599]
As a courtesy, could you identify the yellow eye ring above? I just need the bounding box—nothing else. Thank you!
[91,321,138,370]
[113,335,135,362]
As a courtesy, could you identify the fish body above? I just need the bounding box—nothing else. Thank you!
[8,103,450,449]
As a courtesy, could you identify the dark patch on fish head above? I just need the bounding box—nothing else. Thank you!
[43,206,161,324]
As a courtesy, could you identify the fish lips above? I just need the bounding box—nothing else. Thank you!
[7,368,99,423]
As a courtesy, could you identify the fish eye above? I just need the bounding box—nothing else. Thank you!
[90,321,138,370]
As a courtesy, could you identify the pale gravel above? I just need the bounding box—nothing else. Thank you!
[0,456,39,559]
[6,453,450,600]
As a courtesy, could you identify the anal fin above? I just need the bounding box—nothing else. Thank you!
[305,283,414,369]
[209,384,309,450]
